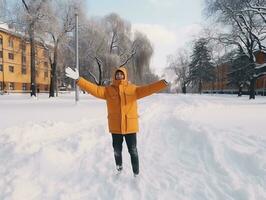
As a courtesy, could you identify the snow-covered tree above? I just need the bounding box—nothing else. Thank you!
[205,0,266,99]
[167,50,190,94]
[68,14,154,86]
[20,0,50,97]
[5,2,156,91]
[227,47,253,96]
[189,38,215,93]
[131,31,154,84]
[40,0,85,97]
[0,0,6,22]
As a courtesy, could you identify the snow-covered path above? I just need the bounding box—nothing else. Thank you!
[0,93,266,200]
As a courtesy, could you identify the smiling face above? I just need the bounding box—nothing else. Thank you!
[115,70,125,80]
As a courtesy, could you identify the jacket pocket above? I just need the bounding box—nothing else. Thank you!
[108,114,120,132]
[126,114,138,132]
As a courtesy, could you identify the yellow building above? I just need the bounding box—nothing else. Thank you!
[0,25,50,93]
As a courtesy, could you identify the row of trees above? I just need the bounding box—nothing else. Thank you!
[166,38,215,94]
[168,0,266,99]
[1,0,158,97]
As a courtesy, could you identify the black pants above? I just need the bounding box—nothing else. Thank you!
[112,133,139,174]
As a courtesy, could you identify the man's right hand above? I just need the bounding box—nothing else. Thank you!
[65,67,79,80]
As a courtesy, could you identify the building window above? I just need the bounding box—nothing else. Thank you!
[0,82,2,90]
[43,49,48,57]
[22,83,27,91]
[21,43,26,51]
[36,70,39,77]
[44,62,48,68]
[22,65,26,74]
[9,82,15,90]
[44,70,48,78]
[8,53,14,60]
[0,38,2,46]
[0,64,2,71]
[8,38,14,48]
[9,66,14,72]
[0,51,3,58]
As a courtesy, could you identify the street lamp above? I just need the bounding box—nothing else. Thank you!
[0,34,4,94]
[263,76,266,96]
[74,8,79,103]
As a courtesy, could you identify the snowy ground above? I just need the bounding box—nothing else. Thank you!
[0,93,266,200]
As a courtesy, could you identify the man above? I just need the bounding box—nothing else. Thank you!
[65,66,168,177]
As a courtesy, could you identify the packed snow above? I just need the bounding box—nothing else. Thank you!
[0,93,266,200]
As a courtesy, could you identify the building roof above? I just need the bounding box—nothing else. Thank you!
[0,22,54,48]
[0,22,27,40]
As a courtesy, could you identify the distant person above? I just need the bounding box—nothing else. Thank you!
[30,83,35,97]
[65,66,168,177]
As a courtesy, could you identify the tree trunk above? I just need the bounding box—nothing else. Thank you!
[238,84,242,97]
[198,80,202,94]
[249,77,256,99]
[98,63,102,85]
[182,84,186,94]
[29,24,36,97]
[212,81,215,94]
[54,45,58,97]
[95,57,102,85]
[49,43,58,97]
[49,63,55,97]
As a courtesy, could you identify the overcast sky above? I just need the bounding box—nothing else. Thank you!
[86,0,205,75]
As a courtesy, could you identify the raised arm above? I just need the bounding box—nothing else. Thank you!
[77,77,106,99]
[136,80,168,99]
[65,67,106,100]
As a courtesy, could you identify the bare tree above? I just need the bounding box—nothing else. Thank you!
[104,13,131,55]
[131,31,153,83]
[165,49,191,93]
[205,0,266,98]
[73,14,154,86]
[0,0,15,24]
[0,0,6,22]
[240,0,266,25]
[40,0,86,97]
[77,18,109,85]
[74,14,134,85]
[20,0,49,97]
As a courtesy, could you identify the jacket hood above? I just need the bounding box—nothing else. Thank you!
[112,66,128,86]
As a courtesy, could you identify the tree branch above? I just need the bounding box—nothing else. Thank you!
[119,50,136,68]
[87,71,99,84]
[21,0,29,13]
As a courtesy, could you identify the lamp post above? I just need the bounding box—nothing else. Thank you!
[0,35,4,94]
[263,76,266,96]
[1,65,4,94]
[74,9,79,103]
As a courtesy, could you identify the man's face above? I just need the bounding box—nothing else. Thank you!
[115,71,125,80]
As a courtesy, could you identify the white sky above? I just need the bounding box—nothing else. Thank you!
[86,0,205,75]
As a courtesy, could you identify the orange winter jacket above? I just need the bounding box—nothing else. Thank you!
[77,67,167,134]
